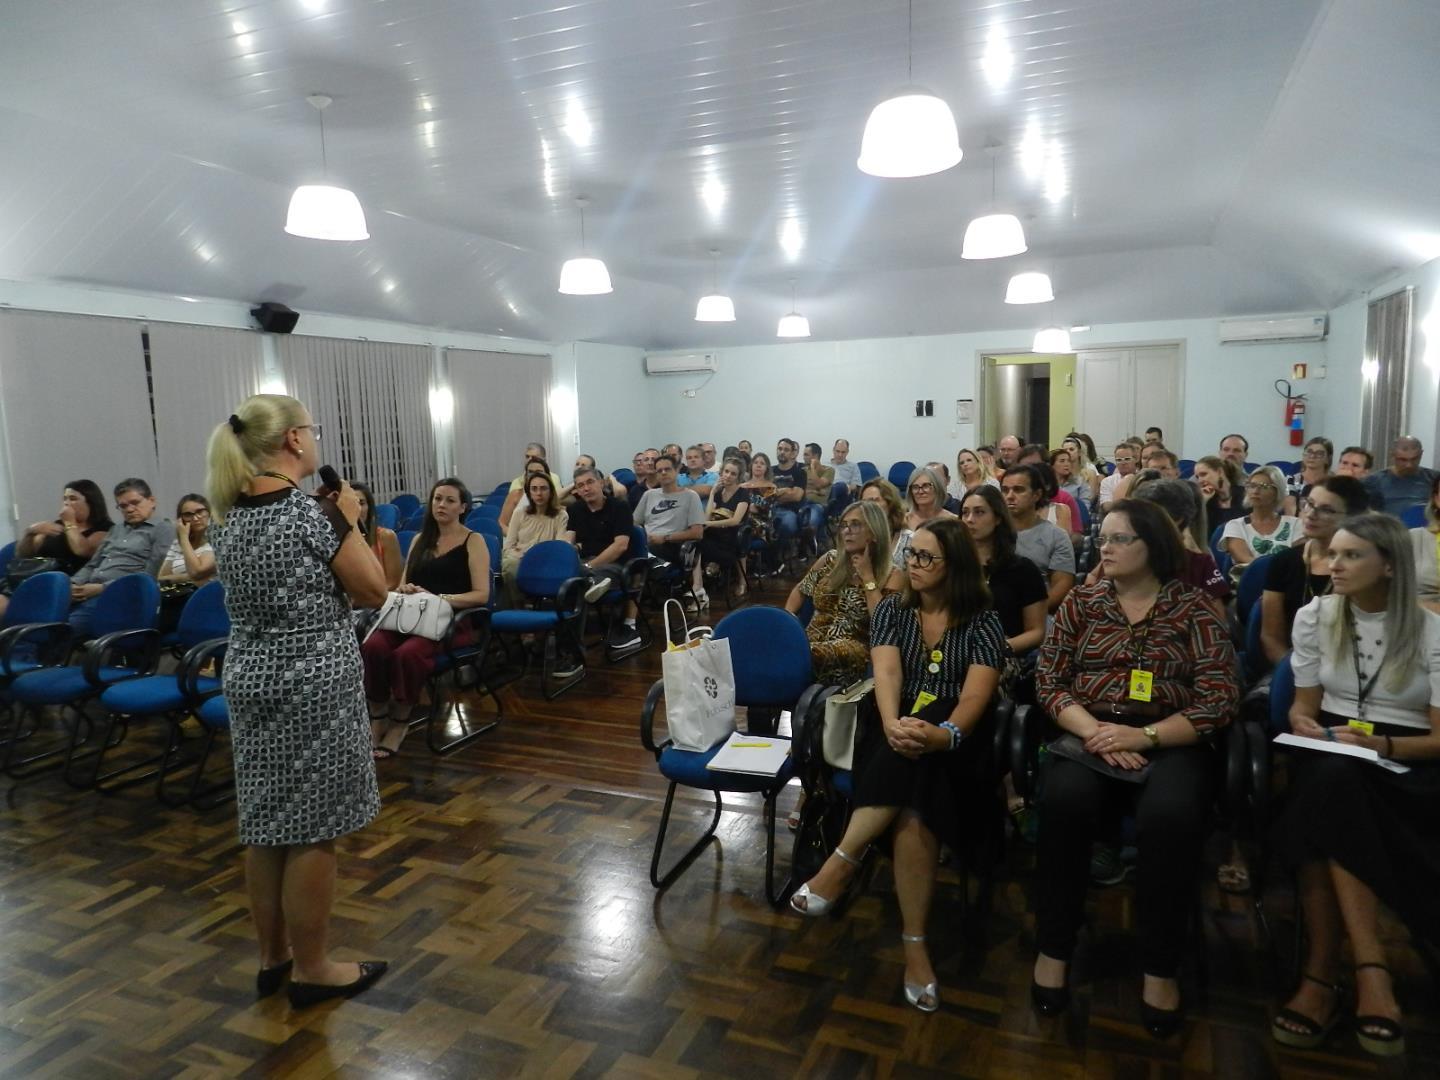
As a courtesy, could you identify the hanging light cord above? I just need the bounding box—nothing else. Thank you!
[317,109,328,176]
[579,205,588,250]
[907,0,914,83]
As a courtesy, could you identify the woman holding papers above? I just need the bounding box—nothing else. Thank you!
[789,518,1005,1015]
[1272,512,1440,1058]
[1030,499,1240,1037]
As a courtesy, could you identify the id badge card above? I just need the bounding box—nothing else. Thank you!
[1128,669,1153,703]
[1348,718,1375,736]
[911,690,937,714]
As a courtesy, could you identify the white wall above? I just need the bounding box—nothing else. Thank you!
[572,341,647,473]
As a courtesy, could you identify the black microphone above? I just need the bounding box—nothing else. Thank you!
[318,464,342,492]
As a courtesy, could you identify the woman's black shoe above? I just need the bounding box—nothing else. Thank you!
[1030,979,1070,1017]
[286,960,388,1009]
[1140,997,1185,1039]
[256,958,293,998]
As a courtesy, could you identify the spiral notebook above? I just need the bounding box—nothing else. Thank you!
[705,733,792,776]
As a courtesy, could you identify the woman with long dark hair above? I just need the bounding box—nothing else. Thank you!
[502,471,568,606]
[2,479,113,619]
[351,481,403,589]
[960,485,1046,657]
[362,477,490,759]
[790,518,1006,1014]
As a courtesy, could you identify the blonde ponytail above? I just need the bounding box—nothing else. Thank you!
[206,394,308,522]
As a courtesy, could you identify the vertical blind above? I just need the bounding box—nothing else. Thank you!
[448,348,555,491]
[278,335,436,500]
[148,322,264,512]
[0,310,157,526]
[1361,287,1413,453]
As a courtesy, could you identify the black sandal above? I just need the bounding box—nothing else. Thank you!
[372,746,398,761]
[1354,963,1405,1057]
[1271,972,1345,1049]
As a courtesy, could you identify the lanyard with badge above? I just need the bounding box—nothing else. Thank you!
[1346,603,1383,735]
[1124,608,1155,703]
[910,624,945,714]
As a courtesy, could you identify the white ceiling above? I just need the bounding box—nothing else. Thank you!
[0,0,1437,349]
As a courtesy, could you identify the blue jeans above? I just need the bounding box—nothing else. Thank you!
[69,596,102,640]
[772,502,826,542]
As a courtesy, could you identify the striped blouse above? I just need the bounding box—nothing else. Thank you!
[1036,579,1240,736]
[871,594,1007,704]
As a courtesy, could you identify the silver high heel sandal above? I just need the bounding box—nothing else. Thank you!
[902,934,940,1013]
[789,846,864,917]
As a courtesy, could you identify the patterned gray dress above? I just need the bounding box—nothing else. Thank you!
[211,487,380,846]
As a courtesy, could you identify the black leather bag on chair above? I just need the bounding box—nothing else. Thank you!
[4,557,59,594]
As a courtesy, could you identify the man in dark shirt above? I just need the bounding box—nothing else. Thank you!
[1363,435,1439,515]
[565,467,640,650]
[771,437,823,553]
[627,448,659,511]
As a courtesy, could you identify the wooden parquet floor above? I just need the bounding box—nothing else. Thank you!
[1,576,1436,1077]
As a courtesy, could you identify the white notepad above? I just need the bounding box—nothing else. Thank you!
[1273,733,1410,774]
[705,732,792,776]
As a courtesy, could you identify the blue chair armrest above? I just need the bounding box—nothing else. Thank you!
[179,636,229,702]
[82,626,160,686]
[640,678,669,757]
[441,606,490,660]
[0,620,72,675]
[1009,704,1039,801]
[554,575,588,618]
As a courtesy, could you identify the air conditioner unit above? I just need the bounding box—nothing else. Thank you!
[1217,313,1327,345]
[644,351,719,375]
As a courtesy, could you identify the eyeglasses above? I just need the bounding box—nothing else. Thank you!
[909,482,934,493]
[1097,532,1141,547]
[1300,500,1342,518]
[298,423,323,441]
[116,497,149,511]
[901,546,944,567]
[179,508,209,521]
[839,520,867,533]
[1245,481,1276,491]
[1302,448,1329,459]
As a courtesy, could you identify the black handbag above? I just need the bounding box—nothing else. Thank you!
[6,556,59,590]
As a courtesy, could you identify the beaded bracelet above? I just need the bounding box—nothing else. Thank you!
[939,721,964,751]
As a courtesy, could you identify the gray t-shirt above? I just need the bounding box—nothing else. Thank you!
[832,461,862,488]
[1015,519,1075,583]
[72,518,171,586]
[633,487,704,536]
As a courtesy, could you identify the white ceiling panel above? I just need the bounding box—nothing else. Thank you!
[1,0,1436,347]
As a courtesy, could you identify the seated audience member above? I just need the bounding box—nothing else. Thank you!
[1031,499,1240,1031]
[362,478,489,759]
[1156,449,1181,480]
[977,445,999,476]
[960,486,1046,659]
[790,519,1006,1016]
[925,461,962,514]
[1272,512,1440,1057]
[1283,437,1332,515]
[785,499,900,684]
[67,478,170,637]
[862,478,911,572]
[158,493,217,585]
[1220,432,1251,473]
[737,439,753,457]
[1193,454,1245,529]
[502,471,570,606]
[696,457,751,602]
[830,439,862,494]
[4,479,112,616]
[627,449,660,510]
[1336,445,1373,480]
[951,448,998,501]
[770,437,823,553]
[565,467,639,649]
[1099,443,1137,512]
[1128,477,1231,613]
[904,466,954,531]
[1410,471,1440,614]
[996,434,1022,469]
[678,444,717,499]
[1050,447,1090,511]
[352,481,403,589]
[1261,475,1370,664]
[804,441,838,512]
[701,443,718,472]
[1062,434,1103,504]
[1001,465,1076,612]
[499,444,563,529]
[1364,435,1439,516]
[1029,461,1079,539]
[1221,465,1300,570]
[560,454,627,503]
[633,455,704,567]
[1144,426,1164,445]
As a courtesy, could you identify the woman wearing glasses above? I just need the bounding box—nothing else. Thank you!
[790,519,1006,1014]
[158,494,216,586]
[784,500,898,685]
[1409,471,1440,615]
[1272,512,1440,1057]
[1031,500,1239,1035]
[1283,437,1333,515]
[1220,464,1300,571]
[904,465,955,532]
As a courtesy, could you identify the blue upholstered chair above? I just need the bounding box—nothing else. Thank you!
[1210,524,1232,580]
[1401,504,1428,528]
[390,493,421,519]
[488,540,589,698]
[374,503,400,530]
[0,571,73,691]
[589,526,652,662]
[397,530,418,557]
[1235,555,1273,626]
[469,516,504,542]
[857,461,880,483]
[640,607,822,904]
[613,467,637,488]
[887,461,918,491]
[1178,459,1196,479]
[76,581,229,796]
[5,574,160,778]
[0,541,15,569]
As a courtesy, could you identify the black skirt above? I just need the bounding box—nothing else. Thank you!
[850,693,998,862]
[1277,720,1440,944]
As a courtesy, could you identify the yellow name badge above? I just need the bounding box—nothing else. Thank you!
[1348,719,1375,736]
[911,690,938,714]
[1128,669,1154,703]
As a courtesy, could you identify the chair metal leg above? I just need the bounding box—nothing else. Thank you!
[92,713,180,795]
[424,668,501,755]
[541,626,587,700]
[650,783,723,889]
[10,703,95,779]
[763,786,794,907]
[155,722,232,808]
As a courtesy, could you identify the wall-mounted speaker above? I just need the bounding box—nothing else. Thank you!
[250,301,299,334]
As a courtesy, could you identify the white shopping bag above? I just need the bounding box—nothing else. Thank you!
[660,599,736,752]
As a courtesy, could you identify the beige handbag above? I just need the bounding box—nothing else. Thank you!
[822,677,875,770]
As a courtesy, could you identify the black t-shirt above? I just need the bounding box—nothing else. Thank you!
[1264,541,1329,622]
[772,462,807,496]
[708,484,751,519]
[1206,495,1246,529]
[568,496,633,561]
[34,523,107,576]
[986,553,1047,640]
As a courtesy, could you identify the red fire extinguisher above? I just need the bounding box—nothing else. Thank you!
[1277,379,1306,447]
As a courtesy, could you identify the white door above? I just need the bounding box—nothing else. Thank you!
[1076,350,1130,451]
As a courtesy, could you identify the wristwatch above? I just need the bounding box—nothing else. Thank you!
[1142,724,1160,748]
[863,580,878,592]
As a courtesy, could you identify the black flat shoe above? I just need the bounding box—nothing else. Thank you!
[1140,997,1185,1039]
[1031,979,1070,1017]
[256,958,293,998]
[286,960,388,1010]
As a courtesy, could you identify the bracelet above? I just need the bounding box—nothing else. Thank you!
[939,720,964,751]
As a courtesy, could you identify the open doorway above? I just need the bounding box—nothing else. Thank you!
[981,353,1075,447]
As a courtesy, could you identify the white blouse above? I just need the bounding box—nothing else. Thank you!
[1222,514,1300,559]
[1290,596,1440,731]
[1409,526,1440,607]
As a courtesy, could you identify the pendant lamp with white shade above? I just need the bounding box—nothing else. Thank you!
[962,145,1026,260]
[857,2,962,178]
[285,94,370,241]
[1005,271,1054,304]
[558,197,613,295]
[1033,326,1072,353]
[694,248,736,322]
[777,279,811,338]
